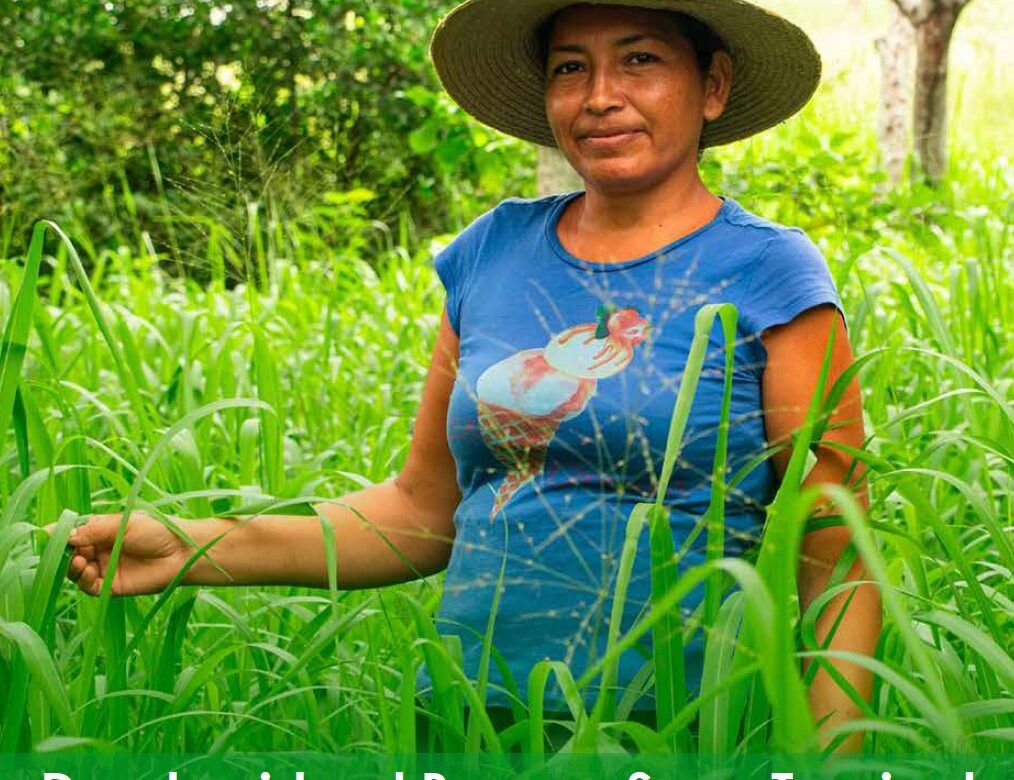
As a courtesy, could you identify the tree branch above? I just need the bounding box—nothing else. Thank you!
[888,0,932,26]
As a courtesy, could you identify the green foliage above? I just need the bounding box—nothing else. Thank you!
[0,0,534,267]
[0,137,1009,752]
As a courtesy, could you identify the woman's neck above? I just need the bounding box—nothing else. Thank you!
[558,168,723,263]
[579,165,719,231]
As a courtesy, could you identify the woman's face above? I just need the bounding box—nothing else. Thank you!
[543,3,732,194]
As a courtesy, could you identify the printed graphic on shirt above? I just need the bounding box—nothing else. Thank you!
[475,304,649,520]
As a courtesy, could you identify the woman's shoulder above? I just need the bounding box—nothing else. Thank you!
[719,198,829,277]
[721,198,814,244]
[490,191,573,225]
[443,192,568,242]
[431,193,566,320]
[723,200,843,337]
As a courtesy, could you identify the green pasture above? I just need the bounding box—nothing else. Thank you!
[0,0,1011,758]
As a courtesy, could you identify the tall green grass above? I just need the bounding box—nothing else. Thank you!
[0,38,1011,754]
[0,164,1009,754]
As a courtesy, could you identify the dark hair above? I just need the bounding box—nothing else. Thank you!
[536,7,728,80]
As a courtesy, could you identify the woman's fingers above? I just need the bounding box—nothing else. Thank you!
[80,577,101,596]
[58,511,177,596]
[63,540,104,595]
[54,513,147,596]
[76,544,96,561]
[77,561,96,593]
[67,554,87,582]
[68,514,123,549]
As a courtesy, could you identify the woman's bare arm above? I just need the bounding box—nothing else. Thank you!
[61,310,463,595]
[761,304,883,754]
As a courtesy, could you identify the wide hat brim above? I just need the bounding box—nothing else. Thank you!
[429,0,822,148]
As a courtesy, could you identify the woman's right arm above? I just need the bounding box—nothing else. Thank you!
[62,310,462,595]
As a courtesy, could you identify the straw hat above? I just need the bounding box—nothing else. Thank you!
[429,0,821,148]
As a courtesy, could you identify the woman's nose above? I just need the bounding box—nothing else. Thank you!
[583,64,625,114]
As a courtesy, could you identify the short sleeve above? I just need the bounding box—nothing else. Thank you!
[432,206,499,337]
[738,228,846,339]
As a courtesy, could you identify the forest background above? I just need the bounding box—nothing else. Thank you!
[2,0,1008,261]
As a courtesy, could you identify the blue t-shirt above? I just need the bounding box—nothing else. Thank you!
[417,191,844,713]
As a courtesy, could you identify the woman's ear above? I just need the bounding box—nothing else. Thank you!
[703,50,733,122]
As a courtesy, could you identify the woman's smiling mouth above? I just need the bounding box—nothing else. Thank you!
[579,129,646,149]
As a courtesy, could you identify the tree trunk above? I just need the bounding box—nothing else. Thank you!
[536,146,583,197]
[912,6,959,181]
[888,0,977,182]
[875,4,915,183]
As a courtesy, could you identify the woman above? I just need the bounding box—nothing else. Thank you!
[57,0,881,754]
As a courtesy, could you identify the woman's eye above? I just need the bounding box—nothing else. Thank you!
[551,61,581,76]
[627,52,658,65]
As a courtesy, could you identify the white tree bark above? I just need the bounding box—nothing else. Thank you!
[875,3,915,183]
[888,0,976,182]
[536,146,583,197]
